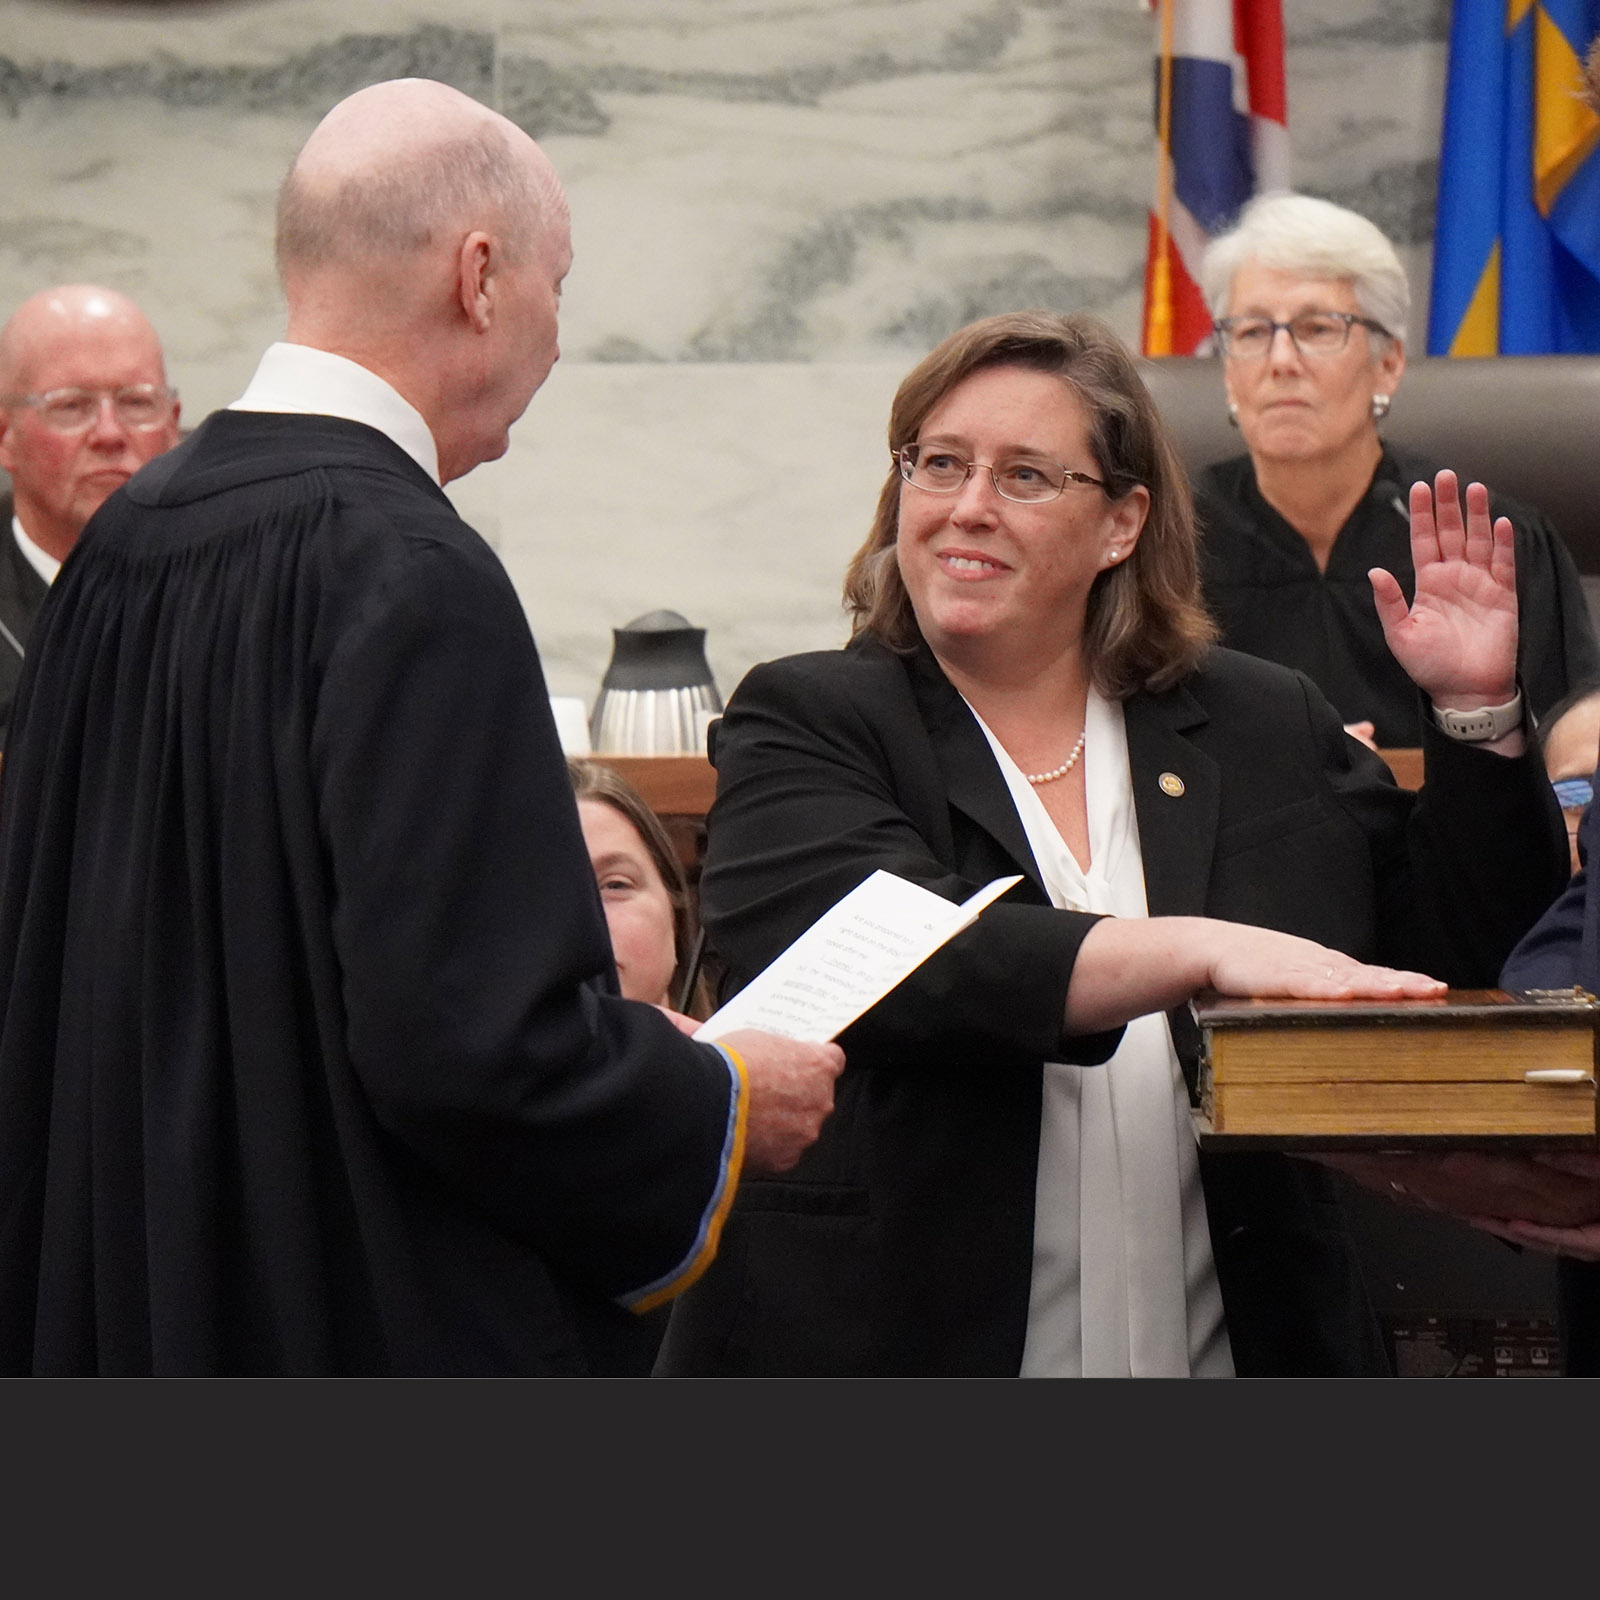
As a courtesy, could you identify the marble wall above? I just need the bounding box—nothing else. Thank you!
[0,0,1452,711]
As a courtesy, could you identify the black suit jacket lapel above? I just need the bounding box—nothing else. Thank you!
[905,644,1047,895]
[1123,680,1220,916]
[0,518,48,659]
[1124,680,1221,1095]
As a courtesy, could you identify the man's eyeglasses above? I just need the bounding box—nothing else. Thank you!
[1212,311,1392,360]
[0,384,177,435]
[895,444,1110,504]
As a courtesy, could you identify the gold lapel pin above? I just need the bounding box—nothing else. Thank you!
[1158,771,1185,797]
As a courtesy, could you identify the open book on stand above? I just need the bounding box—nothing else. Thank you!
[695,870,1022,1045]
[1192,987,1600,1150]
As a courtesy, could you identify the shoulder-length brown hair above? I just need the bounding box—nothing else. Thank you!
[842,309,1215,698]
[567,757,711,1019]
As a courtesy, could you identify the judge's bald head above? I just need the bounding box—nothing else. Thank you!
[274,80,572,483]
[276,79,563,281]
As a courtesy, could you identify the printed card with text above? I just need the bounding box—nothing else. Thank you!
[695,869,1022,1045]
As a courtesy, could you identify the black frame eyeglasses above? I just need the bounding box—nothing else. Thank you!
[894,444,1110,504]
[0,383,178,435]
[1212,311,1392,360]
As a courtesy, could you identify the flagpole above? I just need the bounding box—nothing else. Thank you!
[1147,0,1177,356]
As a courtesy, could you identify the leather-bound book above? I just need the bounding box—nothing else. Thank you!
[1192,988,1600,1150]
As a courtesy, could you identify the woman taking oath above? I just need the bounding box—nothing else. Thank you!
[1194,192,1598,749]
[656,310,1569,1379]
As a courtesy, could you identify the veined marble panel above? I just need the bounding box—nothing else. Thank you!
[0,0,1457,705]
[447,359,905,705]
[0,2,506,408]
[508,0,1154,361]
[0,1,1163,386]
[1285,0,1450,342]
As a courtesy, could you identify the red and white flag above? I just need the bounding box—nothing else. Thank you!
[1141,0,1289,356]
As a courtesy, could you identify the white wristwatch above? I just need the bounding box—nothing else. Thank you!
[1432,691,1523,743]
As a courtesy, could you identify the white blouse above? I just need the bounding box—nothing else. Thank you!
[970,690,1233,1377]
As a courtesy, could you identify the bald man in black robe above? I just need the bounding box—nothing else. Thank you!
[0,79,841,1376]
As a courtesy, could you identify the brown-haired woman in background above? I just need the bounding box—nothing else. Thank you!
[567,757,712,1374]
[656,309,1567,1379]
[568,757,711,1019]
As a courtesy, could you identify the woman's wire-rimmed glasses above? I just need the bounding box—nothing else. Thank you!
[895,444,1110,504]
[1212,311,1391,360]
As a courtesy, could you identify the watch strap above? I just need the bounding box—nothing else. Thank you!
[1432,691,1524,743]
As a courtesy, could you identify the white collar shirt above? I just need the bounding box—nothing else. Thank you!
[13,518,61,587]
[230,342,440,486]
[970,689,1234,1378]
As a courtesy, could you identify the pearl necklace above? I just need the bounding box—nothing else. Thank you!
[1024,728,1086,786]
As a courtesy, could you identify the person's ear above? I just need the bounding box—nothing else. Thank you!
[1221,370,1240,418]
[0,410,15,476]
[1377,332,1405,395]
[1101,483,1149,569]
[457,231,495,333]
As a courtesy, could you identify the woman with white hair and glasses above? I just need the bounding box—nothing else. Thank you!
[1194,192,1599,751]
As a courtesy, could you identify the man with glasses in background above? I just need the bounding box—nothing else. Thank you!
[0,284,180,747]
[1533,684,1600,877]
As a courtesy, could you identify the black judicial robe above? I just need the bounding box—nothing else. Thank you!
[0,410,741,1376]
[1195,446,1600,748]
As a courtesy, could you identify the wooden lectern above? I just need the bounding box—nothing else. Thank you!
[589,748,1427,881]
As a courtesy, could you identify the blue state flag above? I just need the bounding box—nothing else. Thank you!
[1429,0,1600,354]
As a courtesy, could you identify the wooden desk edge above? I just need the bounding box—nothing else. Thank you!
[1376,747,1422,791]
[593,750,1423,816]
[589,754,717,815]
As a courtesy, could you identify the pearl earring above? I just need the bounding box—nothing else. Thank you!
[1372,393,1391,420]
[1226,400,1240,428]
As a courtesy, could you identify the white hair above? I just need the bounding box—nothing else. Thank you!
[1199,192,1410,346]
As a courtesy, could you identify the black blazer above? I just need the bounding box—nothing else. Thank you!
[0,496,48,752]
[657,637,1569,1377]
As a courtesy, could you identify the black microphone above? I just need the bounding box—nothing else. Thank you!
[1372,477,1408,522]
